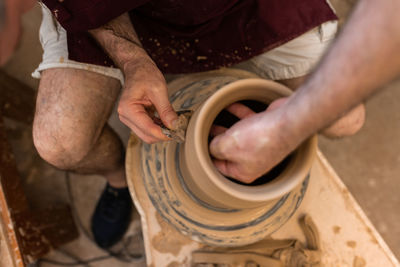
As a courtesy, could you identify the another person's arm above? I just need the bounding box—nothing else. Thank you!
[0,0,35,65]
[210,0,400,183]
[90,13,178,143]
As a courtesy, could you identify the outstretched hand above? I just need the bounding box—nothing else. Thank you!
[118,60,178,144]
[209,98,292,183]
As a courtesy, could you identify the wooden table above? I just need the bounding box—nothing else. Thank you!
[127,134,400,266]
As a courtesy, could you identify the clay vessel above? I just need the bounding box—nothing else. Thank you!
[126,69,317,246]
[181,78,317,209]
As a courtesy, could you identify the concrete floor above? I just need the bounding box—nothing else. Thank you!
[2,1,400,265]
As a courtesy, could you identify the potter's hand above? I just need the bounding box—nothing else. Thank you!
[214,0,400,183]
[89,13,178,144]
[118,59,178,143]
[209,99,291,183]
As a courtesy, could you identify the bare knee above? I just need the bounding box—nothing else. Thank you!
[33,71,101,170]
[33,68,120,170]
[277,75,308,90]
[33,119,95,170]
[322,104,366,139]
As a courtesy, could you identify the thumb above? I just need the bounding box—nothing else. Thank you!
[152,92,178,129]
[209,133,232,160]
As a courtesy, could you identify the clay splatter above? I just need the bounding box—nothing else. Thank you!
[333,225,341,234]
[151,213,191,256]
[353,256,366,267]
[346,240,357,248]
[365,227,379,244]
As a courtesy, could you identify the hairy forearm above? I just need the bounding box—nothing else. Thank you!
[89,13,153,72]
[89,13,177,142]
[279,0,400,147]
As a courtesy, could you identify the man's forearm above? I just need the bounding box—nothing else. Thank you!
[89,13,151,71]
[89,13,178,143]
[281,0,400,147]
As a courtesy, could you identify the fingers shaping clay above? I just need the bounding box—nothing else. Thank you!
[126,69,317,246]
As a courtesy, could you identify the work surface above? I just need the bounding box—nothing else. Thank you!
[127,143,400,267]
[0,222,14,267]
[2,144,398,267]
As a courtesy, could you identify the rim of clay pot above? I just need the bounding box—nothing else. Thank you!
[184,78,317,207]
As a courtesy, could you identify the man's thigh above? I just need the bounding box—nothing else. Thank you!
[33,68,121,155]
[235,20,338,81]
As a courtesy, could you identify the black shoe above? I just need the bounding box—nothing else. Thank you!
[91,183,133,248]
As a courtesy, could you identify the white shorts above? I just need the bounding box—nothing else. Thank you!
[32,3,338,84]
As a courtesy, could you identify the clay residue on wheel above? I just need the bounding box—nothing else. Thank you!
[151,212,192,256]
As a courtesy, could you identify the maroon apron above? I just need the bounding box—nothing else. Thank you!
[42,0,337,74]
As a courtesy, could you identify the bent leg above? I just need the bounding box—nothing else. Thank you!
[239,20,365,138]
[33,68,127,187]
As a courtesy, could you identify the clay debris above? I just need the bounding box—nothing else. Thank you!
[192,214,322,267]
[161,110,193,143]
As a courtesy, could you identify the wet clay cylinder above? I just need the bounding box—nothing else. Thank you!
[181,79,317,209]
[126,69,317,246]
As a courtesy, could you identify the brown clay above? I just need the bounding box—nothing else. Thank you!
[181,78,317,209]
[126,68,317,246]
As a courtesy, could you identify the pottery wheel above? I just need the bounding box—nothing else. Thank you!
[126,69,309,246]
